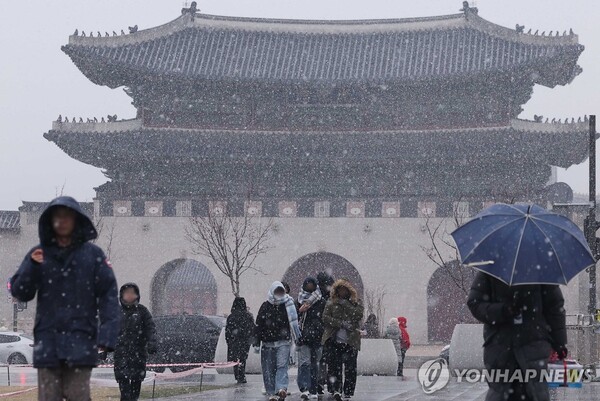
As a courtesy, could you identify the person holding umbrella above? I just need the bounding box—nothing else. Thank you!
[452,203,595,401]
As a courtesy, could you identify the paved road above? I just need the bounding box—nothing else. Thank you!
[151,373,599,401]
[1,367,596,400]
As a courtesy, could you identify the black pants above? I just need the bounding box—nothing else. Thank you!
[328,342,358,397]
[318,341,332,394]
[118,379,142,401]
[233,358,248,383]
[397,349,406,376]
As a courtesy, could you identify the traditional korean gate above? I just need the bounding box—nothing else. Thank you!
[151,258,217,316]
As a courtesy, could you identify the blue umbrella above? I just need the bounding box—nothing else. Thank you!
[451,203,596,286]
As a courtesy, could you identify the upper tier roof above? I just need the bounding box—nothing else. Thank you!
[62,8,583,87]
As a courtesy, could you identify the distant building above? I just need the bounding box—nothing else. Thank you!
[0,4,592,343]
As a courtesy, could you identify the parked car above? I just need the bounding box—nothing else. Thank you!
[0,332,33,364]
[148,315,225,372]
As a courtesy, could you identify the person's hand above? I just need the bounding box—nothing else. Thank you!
[299,304,311,313]
[97,349,108,361]
[341,321,353,330]
[31,249,44,264]
[555,345,568,360]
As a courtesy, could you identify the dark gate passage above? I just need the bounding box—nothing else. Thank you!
[427,266,476,343]
[151,258,217,316]
[282,252,364,299]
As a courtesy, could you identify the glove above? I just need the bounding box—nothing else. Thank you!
[97,350,108,362]
[555,345,568,360]
[341,321,353,330]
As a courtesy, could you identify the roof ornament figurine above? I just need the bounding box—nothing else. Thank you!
[181,1,199,21]
[107,114,117,122]
[78,117,83,123]
[515,24,524,34]
[534,30,539,35]
[569,28,574,35]
[533,115,543,122]
[97,31,102,37]
[112,31,117,36]
[101,117,106,122]
[57,114,62,123]
[121,29,125,35]
[64,116,69,123]
[81,30,86,37]
[73,29,78,36]
[460,1,478,15]
[105,32,109,37]
[128,25,138,34]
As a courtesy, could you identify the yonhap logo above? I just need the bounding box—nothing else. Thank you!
[418,358,450,394]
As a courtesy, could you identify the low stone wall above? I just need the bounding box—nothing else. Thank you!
[215,329,399,376]
[449,324,484,371]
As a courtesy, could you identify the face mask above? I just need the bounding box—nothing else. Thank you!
[274,294,285,301]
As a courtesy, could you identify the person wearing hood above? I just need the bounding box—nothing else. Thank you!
[315,271,335,395]
[322,279,364,400]
[114,283,157,401]
[397,317,410,377]
[10,196,120,401]
[296,277,325,400]
[225,297,255,384]
[385,318,402,376]
[255,281,301,401]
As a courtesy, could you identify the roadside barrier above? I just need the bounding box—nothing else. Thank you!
[0,361,239,399]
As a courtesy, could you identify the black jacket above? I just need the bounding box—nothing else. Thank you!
[226,297,255,360]
[255,301,290,345]
[467,271,567,349]
[114,283,157,381]
[10,196,120,368]
[297,298,325,346]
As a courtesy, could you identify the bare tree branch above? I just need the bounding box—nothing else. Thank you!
[186,207,274,297]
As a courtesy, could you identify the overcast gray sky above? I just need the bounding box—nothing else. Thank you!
[1,0,599,210]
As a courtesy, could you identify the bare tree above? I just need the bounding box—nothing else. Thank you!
[94,216,117,261]
[420,201,475,295]
[364,285,387,337]
[186,207,274,297]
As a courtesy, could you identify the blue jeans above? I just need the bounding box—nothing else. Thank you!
[297,345,322,394]
[261,342,291,395]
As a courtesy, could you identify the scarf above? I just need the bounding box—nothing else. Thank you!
[267,281,302,343]
[298,286,322,307]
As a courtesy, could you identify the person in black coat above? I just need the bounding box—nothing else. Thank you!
[225,297,255,384]
[316,272,335,395]
[10,196,119,401]
[467,271,567,401]
[114,283,157,401]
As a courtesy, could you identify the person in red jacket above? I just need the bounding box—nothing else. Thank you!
[397,317,410,377]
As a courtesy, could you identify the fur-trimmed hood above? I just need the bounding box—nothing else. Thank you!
[330,279,358,303]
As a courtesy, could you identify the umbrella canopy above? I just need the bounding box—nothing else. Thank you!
[451,203,596,286]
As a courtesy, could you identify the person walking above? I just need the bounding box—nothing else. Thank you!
[10,196,120,401]
[255,281,302,401]
[467,271,567,401]
[316,272,335,395]
[296,277,325,400]
[322,279,364,400]
[385,318,403,377]
[363,314,379,338]
[225,297,255,384]
[114,283,157,401]
[397,317,410,377]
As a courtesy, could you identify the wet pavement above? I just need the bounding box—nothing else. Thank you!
[150,371,600,401]
[0,367,597,400]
